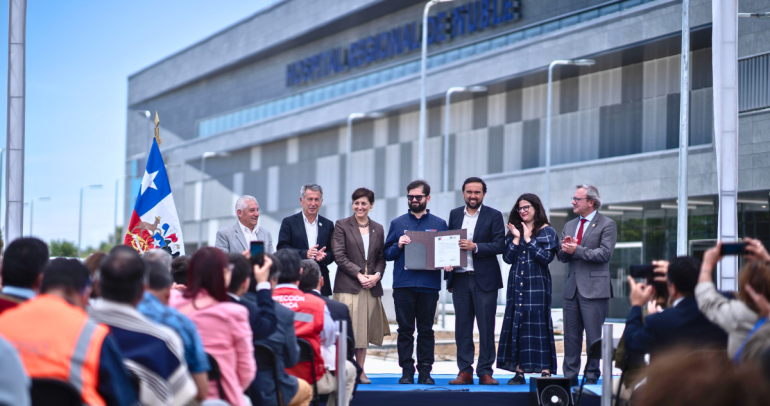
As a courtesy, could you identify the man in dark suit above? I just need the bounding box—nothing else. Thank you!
[254,253,313,406]
[624,256,727,357]
[226,253,277,340]
[444,177,505,385]
[556,184,617,385]
[277,183,335,296]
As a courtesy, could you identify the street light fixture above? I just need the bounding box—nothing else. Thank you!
[198,151,230,249]
[78,184,103,258]
[29,197,51,237]
[738,12,770,18]
[544,59,595,217]
[418,0,455,179]
[346,112,384,197]
[439,85,486,328]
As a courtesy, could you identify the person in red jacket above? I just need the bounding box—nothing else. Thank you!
[273,249,356,406]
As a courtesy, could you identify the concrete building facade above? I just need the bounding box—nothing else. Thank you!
[126,0,770,318]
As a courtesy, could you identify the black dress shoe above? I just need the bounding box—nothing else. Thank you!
[399,373,414,384]
[569,378,579,387]
[585,378,599,385]
[417,372,435,385]
[507,372,526,385]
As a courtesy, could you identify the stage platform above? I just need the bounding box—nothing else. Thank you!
[350,374,603,406]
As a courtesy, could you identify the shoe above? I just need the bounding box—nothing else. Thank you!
[417,372,435,385]
[568,377,579,387]
[448,371,473,385]
[359,375,372,384]
[541,372,552,378]
[399,371,414,384]
[507,372,526,385]
[585,378,599,385]
[479,375,499,385]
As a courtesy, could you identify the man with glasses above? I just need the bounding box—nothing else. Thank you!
[557,184,617,386]
[445,177,506,385]
[384,179,448,385]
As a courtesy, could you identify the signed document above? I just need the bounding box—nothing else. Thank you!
[434,235,461,268]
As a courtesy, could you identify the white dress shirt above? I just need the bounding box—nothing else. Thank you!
[574,209,597,239]
[362,233,370,261]
[303,213,319,249]
[240,222,260,244]
[456,205,481,273]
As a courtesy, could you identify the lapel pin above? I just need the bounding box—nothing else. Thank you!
[319,222,322,227]
[592,224,595,227]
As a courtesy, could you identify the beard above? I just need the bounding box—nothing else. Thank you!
[465,198,482,210]
[408,200,427,213]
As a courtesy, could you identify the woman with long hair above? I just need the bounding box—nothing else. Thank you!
[169,247,258,406]
[497,193,559,384]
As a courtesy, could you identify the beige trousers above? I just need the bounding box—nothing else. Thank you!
[315,361,357,406]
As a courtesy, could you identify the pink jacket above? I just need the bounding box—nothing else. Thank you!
[170,290,255,406]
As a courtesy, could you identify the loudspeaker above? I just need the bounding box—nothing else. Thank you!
[529,377,573,406]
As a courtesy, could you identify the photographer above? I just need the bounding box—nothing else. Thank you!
[696,238,770,358]
[624,256,727,357]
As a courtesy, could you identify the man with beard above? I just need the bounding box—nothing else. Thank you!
[216,195,275,254]
[443,177,506,385]
[384,179,448,385]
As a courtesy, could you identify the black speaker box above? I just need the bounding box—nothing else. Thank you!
[529,377,573,406]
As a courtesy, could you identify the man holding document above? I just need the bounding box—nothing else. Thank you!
[444,177,506,385]
[384,180,448,385]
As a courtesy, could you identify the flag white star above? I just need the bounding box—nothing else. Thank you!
[141,170,159,195]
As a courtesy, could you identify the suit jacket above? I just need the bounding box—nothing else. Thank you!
[228,290,277,340]
[446,205,506,292]
[557,212,617,299]
[277,212,335,296]
[254,304,300,406]
[215,221,275,254]
[331,216,386,297]
[624,296,728,356]
[306,290,356,353]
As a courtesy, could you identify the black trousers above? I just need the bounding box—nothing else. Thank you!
[393,288,439,373]
[452,272,499,377]
[562,290,608,380]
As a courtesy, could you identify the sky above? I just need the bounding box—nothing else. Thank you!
[0,0,276,249]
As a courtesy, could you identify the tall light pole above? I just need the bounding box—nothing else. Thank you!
[78,184,103,258]
[198,151,229,249]
[5,0,27,243]
[418,0,454,179]
[545,59,594,217]
[29,196,50,237]
[676,0,690,256]
[440,85,486,328]
[346,112,383,198]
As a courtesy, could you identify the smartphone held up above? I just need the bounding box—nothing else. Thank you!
[250,241,265,266]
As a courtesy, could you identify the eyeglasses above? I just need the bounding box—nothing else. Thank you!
[516,205,532,213]
[407,195,427,201]
[571,197,588,203]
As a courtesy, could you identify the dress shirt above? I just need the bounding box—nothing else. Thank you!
[362,233,370,261]
[456,205,481,273]
[574,209,597,239]
[1,286,35,300]
[303,213,319,250]
[240,222,260,244]
[672,297,685,308]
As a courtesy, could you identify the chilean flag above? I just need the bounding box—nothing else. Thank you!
[124,138,185,257]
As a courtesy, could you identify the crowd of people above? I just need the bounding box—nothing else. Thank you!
[0,176,769,406]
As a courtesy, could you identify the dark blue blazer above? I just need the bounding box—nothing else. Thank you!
[277,212,335,296]
[623,296,727,356]
[234,289,277,340]
[446,205,506,292]
[254,304,300,406]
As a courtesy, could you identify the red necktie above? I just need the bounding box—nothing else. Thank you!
[576,218,588,245]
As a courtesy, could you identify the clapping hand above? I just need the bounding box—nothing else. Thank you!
[307,245,319,259]
[628,276,655,307]
[562,235,577,255]
[507,223,520,238]
[521,222,532,243]
[314,246,327,262]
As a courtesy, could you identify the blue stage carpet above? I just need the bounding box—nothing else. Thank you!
[350,374,602,406]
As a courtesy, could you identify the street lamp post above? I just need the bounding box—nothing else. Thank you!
[545,59,595,217]
[198,151,229,249]
[440,85,486,328]
[29,197,50,237]
[418,0,454,179]
[346,112,384,198]
[78,184,103,258]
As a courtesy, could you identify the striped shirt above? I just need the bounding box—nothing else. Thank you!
[89,299,197,406]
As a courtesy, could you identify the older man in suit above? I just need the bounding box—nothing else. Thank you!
[216,195,275,254]
[277,184,335,296]
[557,184,617,386]
[444,177,506,386]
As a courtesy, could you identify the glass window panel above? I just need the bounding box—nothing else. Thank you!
[560,15,579,28]
[323,85,334,101]
[599,4,620,16]
[368,72,380,87]
[445,49,460,63]
[475,40,490,54]
[579,9,599,22]
[392,64,406,78]
[334,82,346,97]
[620,0,642,9]
[346,79,357,94]
[524,26,542,39]
[461,45,476,59]
[491,36,507,49]
[356,75,368,91]
[542,21,560,34]
[380,68,392,83]
[433,53,446,67]
[506,31,524,44]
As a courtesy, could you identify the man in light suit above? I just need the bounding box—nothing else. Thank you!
[215,195,275,254]
[557,184,617,386]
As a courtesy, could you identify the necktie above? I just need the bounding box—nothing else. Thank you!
[576,218,588,245]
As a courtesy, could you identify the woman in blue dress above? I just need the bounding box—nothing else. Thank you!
[497,193,559,385]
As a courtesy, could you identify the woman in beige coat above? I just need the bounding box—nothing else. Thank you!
[331,187,390,383]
